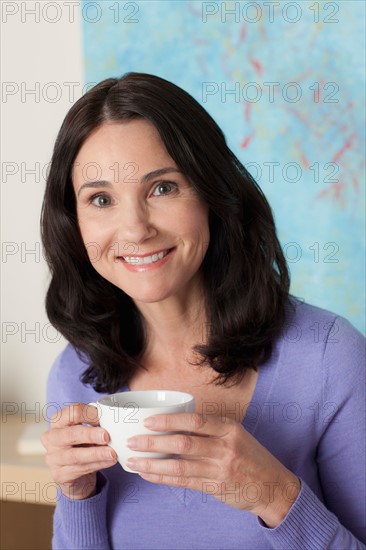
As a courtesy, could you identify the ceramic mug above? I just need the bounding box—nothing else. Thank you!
[89,390,195,473]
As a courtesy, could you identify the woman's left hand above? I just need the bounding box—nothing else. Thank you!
[126,412,300,528]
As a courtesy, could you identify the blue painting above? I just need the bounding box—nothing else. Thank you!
[81,0,365,333]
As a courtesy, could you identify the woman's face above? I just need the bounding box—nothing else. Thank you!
[72,119,210,305]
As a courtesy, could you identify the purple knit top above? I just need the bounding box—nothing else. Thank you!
[46,298,365,549]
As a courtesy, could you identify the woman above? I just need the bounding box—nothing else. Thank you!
[41,73,365,549]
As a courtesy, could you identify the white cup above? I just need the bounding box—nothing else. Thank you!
[89,390,195,473]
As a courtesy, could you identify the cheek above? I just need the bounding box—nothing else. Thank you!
[174,199,209,231]
[77,214,108,243]
[76,218,111,266]
[179,212,210,261]
[77,221,94,252]
[195,210,210,261]
[187,206,210,241]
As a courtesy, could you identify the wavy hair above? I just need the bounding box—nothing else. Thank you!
[41,72,291,393]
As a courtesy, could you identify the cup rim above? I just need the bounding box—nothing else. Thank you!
[95,390,195,408]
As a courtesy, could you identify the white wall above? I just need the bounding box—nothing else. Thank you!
[1,3,84,409]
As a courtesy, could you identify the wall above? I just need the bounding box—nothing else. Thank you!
[2,1,365,410]
[2,3,83,408]
[81,0,366,334]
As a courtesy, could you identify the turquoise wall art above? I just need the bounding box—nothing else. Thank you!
[81,0,365,333]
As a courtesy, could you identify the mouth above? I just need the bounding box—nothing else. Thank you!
[119,248,174,265]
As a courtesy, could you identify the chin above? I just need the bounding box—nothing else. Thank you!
[133,291,175,304]
[118,285,175,304]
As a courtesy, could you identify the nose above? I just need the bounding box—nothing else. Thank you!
[114,199,157,249]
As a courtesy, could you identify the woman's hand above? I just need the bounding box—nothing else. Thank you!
[125,413,300,528]
[41,403,117,500]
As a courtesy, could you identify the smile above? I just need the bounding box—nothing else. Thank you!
[121,249,172,265]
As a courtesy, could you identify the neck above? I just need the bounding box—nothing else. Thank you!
[134,280,208,373]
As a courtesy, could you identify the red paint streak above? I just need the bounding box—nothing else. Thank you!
[323,102,354,135]
[259,23,267,40]
[316,181,346,204]
[238,24,247,44]
[313,86,320,103]
[300,151,310,169]
[331,134,355,163]
[240,134,253,148]
[243,102,252,123]
[250,58,262,75]
[286,106,312,129]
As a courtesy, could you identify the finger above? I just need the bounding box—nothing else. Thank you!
[50,403,100,428]
[43,424,109,449]
[54,458,117,484]
[47,444,116,469]
[143,412,236,436]
[127,455,217,480]
[127,432,228,460]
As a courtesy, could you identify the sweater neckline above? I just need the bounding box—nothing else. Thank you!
[120,336,280,435]
[242,335,282,435]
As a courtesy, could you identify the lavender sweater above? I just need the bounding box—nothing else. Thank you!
[47,299,365,549]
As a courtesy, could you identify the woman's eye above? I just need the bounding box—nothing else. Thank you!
[90,194,111,208]
[152,182,177,196]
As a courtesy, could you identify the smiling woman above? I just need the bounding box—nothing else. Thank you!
[73,120,210,303]
[40,73,365,549]
[41,72,290,395]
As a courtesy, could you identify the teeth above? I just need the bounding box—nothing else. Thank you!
[123,249,169,265]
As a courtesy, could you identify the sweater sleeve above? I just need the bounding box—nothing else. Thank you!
[260,316,366,549]
[53,473,110,550]
[46,348,111,550]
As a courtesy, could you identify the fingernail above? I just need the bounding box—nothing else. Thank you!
[127,437,139,448]
[127,458,139,470]
[100,430,108,443]
[144,417,156,428]
[107,450,116,461]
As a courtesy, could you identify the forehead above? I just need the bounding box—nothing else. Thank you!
[72,119,177,187]
[75,119,167,160]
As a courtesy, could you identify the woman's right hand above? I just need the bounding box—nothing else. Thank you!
[41,403,117,500]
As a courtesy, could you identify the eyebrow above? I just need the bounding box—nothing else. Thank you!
[77,167,182,197]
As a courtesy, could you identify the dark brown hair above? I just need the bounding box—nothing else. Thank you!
[41,72,291,393]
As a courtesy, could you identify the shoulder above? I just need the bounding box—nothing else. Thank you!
[283,295,365,351]
[278,295,365,399]
[46,344,102,413]
[48,343,88,385]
